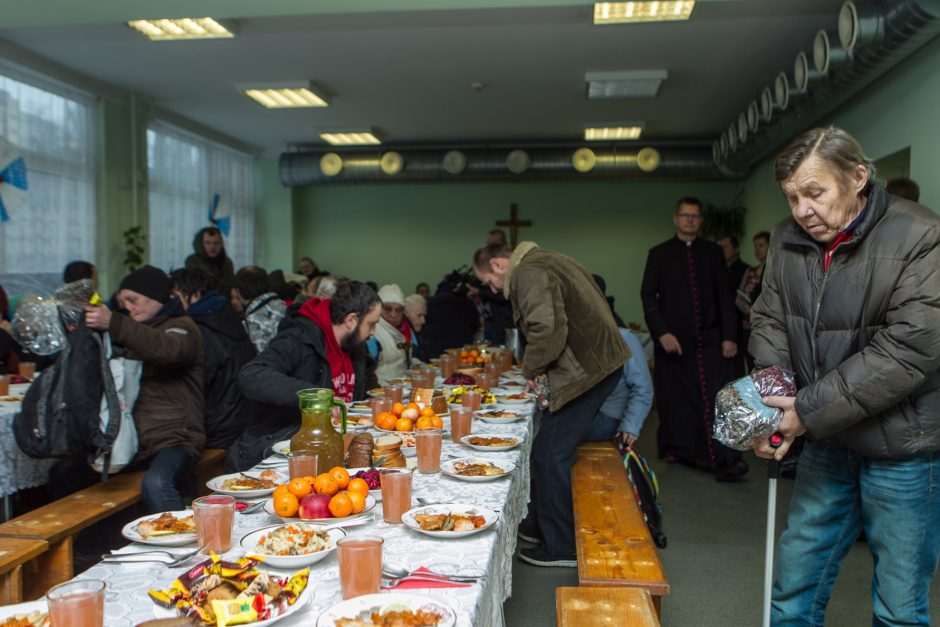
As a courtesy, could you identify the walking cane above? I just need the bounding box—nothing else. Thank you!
[762,432,784,627]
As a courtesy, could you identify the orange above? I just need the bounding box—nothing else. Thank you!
[377,412,398,431]
[391,402,405,417]
[415,416,433,430]
[405,402,420,412]
[347,478,370,496]
[273,484,291,500]
[395,418,414,432]
[347,491,366,514]
[313,473,339,496]
[274,492,299,517]
[429,415,444,429]
[328,492,353,518]
[419,406,436,417]
[329,466,350,489]
[288,477,312,499]
[303,476,317,485]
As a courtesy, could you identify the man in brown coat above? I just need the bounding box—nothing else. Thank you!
[473,241,629,567]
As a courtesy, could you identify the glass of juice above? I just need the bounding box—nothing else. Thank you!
[450,407,473,443]
[485,362,501,384]
[372,398,393,420]
[47,579,106,627]
[415,429,442,474]
[336,536,383,599]
[463,389,482,410]
[287,451,318,480]
[379,468,412,524]
[192,495,235,553]
[0,375,8,396]
[475,374,490,392]
[18,362,36,379]
[384,385,404,404]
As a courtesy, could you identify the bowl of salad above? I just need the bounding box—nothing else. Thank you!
[240,522,347,569]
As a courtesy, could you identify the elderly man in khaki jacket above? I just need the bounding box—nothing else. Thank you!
[473,241,629,567]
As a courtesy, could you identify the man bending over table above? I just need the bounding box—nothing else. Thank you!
[473,242,630,567]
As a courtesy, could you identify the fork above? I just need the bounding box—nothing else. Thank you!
[381,573,482,587]
[100,545,207,567]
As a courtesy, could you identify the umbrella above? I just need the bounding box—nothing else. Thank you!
[0,139,28,222]
[207,192,230,236]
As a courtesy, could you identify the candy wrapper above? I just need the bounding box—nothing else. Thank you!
[714,366,797,451]
[11,295,66,356]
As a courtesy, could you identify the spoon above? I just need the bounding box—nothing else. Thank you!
[382,563,483,582]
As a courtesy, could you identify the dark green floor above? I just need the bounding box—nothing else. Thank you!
[503,414,940,626]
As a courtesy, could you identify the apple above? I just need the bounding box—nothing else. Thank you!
[299,494,332,519]
[401,407,420,421]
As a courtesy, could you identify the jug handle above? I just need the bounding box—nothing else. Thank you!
[333,399,347,435]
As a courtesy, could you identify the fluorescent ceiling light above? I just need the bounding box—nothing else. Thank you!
[320,130,382,146]
[586,70,668,99]
[584,124,644,141]
[238,82,329,108]
[593,2,696,24]
[127,17,235,41]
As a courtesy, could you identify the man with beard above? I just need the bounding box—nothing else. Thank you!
[229,280,381,469]
[185,227,234,293]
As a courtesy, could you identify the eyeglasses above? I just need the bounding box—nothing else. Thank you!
[675,213,702,220]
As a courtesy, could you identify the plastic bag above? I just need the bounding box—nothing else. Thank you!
[54,279,96,330]
[12,296,66,356]
[91,335,141,474]
[714,366,796,451]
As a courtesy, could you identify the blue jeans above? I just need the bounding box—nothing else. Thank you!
[140,446,198,512]
[772,442,940,626]
[583,412,620,442]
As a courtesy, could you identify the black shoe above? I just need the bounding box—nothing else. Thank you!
[715,459,749,482]
[517,516,544,544]
[518,546,577,568]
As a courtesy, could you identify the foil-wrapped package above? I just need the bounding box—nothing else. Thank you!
[12,296,66,356]
[714,366,796,451]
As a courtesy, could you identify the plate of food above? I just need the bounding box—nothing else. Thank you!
[315,593,456,627]
[459,434,523,451]
[263,494,377,524]
[207,470,286,498]
[334,414,374,431]
[402,503,498,539]
[441,458,514,482]
[0,600,48,626]
[494,392,531,405]
[347,401,374,414]
[122,510,196,546]
[240,522,347,569]
[366,387,386,398]
[348,467,383,502]
[473,409,526,424]
[445,386,496,406]
[0,395,23,403]
[150,555,310,626]
[272,440,292,456]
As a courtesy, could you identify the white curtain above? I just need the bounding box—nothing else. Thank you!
[147,120,255,273]
[0,66,97,297]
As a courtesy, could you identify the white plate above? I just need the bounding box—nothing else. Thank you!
[459,434,523,451]
[272,439,292,456]
[0,599,47,621]
[473,409,526,423]
[347,467,383,502]
[494,394,531,405]
[402,503,499,538]
[121,510,197,546]
[207,471,287,498]
[316,593,457,627]
[263,494,377,523]
[240,523,347,568]
[154,568,311,625]
[441,458,515,482]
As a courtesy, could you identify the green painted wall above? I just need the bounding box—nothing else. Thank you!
[741,36,940,255]
[253,158,294,272]
[288,179,738,323]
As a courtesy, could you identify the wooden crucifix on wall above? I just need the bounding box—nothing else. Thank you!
[496,203,532,248]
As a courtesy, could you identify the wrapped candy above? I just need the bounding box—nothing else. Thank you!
[11,295,66,355]
[714,366,797,451]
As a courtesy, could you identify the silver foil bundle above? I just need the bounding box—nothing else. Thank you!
[714,366,797,451]
[11,295,66,356]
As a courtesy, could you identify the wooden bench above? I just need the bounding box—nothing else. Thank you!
[0,537,49,604]
[572,441,670,614]
[556,586,659,626]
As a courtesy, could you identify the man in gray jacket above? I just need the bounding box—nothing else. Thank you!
[750,126,940,626]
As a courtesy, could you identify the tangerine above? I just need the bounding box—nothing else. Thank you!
[377,412,398,431]
[328,492,353,518]
[313,473,339,496]
[395,418,414,432]
[329,466,350,489]
[405,402,420,412]
[303,476,317,485]
[429,415,444,429]
[287,477,312,499]
[347,478,370,496]
[391,402,405,417]
[273,484,291,500]
[415,416,433,430]
[419,406,436,417]
[347,491,366,514]
[274,492,299,517]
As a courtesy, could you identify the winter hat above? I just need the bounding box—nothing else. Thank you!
[119,265,171,304]
[377,284,405,306]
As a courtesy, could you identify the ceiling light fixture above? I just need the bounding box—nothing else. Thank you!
[127,17,235,41]
[584,124,644,141]
[586,70,668,99]
[237,82,329,108]
[593,1,696,25]
[319,130,382,146]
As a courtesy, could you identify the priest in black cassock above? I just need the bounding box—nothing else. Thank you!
[641,197,749,481]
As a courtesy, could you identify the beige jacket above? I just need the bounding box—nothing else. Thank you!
[373,317,410,386]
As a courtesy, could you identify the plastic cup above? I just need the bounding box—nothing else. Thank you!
[485,363,501,384]
[47,579,105,627]
[439,355,456,379]
[0,376,8,396]
[451,407,473,443]
[372,397,392,419]
[287,451,318,480]
[18,362,36,379]
[337,536,383,599]
[192,495,235,553]
[384,385,404,404]
[475,374,491,392]
[463,389,482,411]
[415,429,442,474]
[380,468,413,524]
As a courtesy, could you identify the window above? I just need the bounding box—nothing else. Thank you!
[0,65,97,298]
[147,121,255,273]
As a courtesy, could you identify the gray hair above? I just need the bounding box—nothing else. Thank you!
[315,275,340,299]
[774,126,876,188]
[404,293,426,311]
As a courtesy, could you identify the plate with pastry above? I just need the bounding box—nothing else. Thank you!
[459,434,523,451]
[473,409,526,424]
[207,470,287,498]
[441,458,514,483]
[402,503,498,539]
[122,510,197,546]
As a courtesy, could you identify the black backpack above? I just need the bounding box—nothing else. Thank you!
[13,319,122,479]
[618,441,668,549]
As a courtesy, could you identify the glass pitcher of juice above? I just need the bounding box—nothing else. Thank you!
[292,388,347,471]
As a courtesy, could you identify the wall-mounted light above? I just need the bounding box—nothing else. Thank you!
[727,124,738,153]
[793,51,823,94]
[813,29,852,75]
[760,86,781,123]
[737,113,749,144]
[719,131,729,158]
[746,100,760,132]
[839,1,884,52]
[572,148,598,173]
[636,147,661,172]
[443,150,466,174]
[507,150,530,173]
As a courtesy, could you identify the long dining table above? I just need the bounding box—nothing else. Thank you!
[0,382,55,520]
[57,394,536,627]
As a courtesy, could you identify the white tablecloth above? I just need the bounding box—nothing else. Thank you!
[0,383,54,500]
[73,400,536,627]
